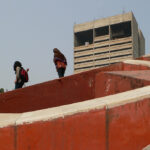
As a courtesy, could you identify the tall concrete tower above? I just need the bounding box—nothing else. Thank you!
[74,12,145,73]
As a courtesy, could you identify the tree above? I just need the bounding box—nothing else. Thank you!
[0,88,4,93]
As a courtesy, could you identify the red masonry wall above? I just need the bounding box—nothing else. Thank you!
[0,126,16,150]
[1,98,150,150]
[0,63,123,113]
[0,62,150,113]
[16,108,106,150]
[108,98,150,150]
[0,71,95,113]
[1,57,150,149]
[136,56,150,61]
[123,63,150,71]
[95,70,150,98]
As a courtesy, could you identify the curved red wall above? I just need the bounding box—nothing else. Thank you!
[0,62,150,113]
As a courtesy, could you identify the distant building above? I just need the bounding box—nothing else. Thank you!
[74,12,145,73]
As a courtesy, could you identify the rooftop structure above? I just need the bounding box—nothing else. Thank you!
[74,12,145,73]
[1,55,150,149]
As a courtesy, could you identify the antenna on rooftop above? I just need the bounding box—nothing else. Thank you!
[73,22,76,28]
[122,6,126,14]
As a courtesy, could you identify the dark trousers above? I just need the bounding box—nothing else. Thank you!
[57,68,65,78]
[15,81,24,89]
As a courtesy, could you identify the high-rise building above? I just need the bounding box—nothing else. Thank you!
[74,12,145,73]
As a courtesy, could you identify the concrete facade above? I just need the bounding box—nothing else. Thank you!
[74,12,145,73]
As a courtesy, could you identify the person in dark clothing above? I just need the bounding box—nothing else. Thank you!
[13,61,29,89]
[53,48,67,78]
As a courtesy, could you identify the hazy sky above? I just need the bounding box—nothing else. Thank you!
[0,0,150,90]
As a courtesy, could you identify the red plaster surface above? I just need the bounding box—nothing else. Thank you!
[16,109,106,150]
[0,126,16,150]
[136,56,150,61]
[123,63,150,71]
[1,57,150,149]
[108,98,150,150]
[0,73,96,113]
[1,61,150,113]
[107,70,150,81]
[95,71,150,98]
[0,63,125,113]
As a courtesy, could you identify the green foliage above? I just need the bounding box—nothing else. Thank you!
[0,88,4,93]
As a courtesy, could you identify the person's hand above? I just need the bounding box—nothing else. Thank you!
[26,68,29,72]
[14,80,17,83]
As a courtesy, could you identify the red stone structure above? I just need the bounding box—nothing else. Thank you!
[1,55,150,150]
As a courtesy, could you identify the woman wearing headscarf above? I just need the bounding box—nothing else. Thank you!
[53,48,67,78]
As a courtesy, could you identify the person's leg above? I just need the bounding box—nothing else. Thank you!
[62,68,65,77]
[15,81,24,89]
[57,68,62,78]
[57,68,65,78]
[19,81,24,88]
[15,82,19,89]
